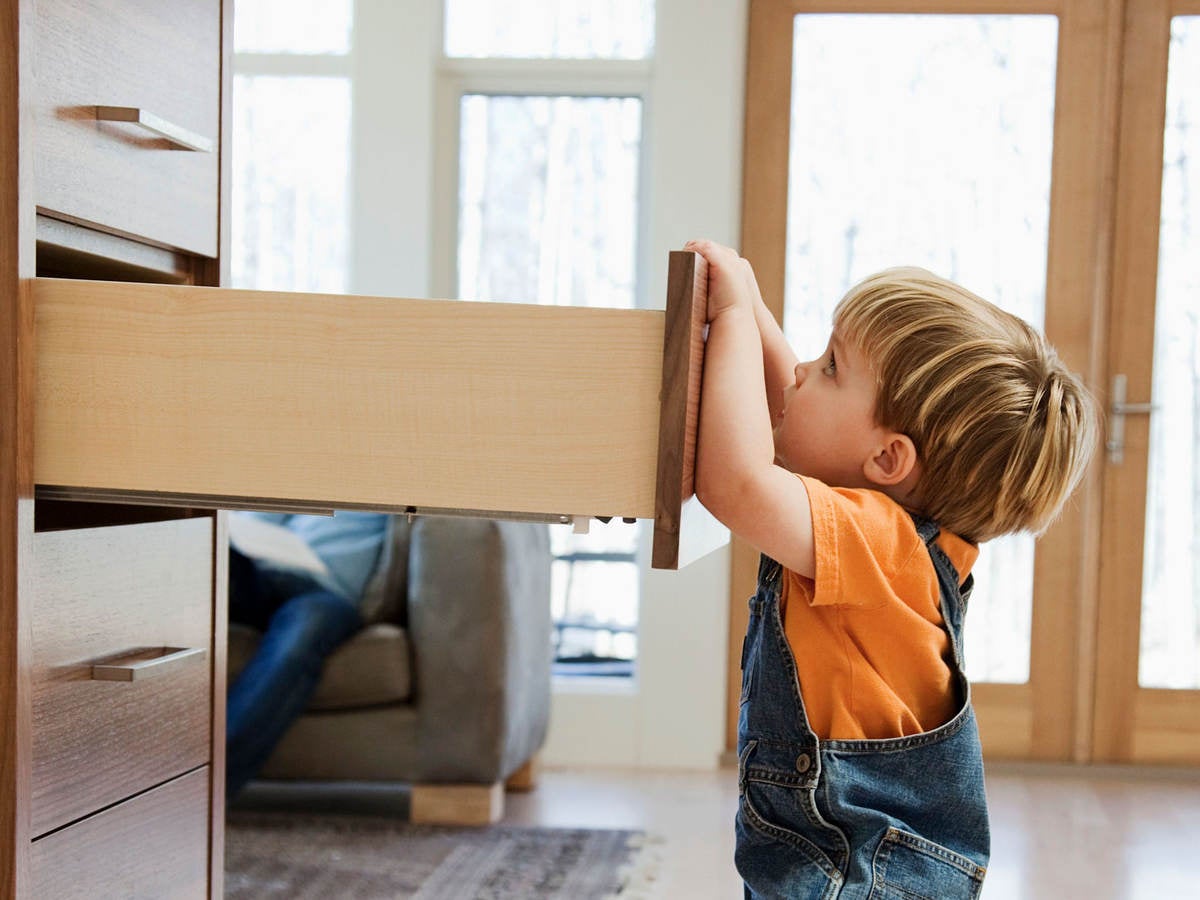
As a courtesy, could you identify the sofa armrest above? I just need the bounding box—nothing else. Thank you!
[405,517,552,783]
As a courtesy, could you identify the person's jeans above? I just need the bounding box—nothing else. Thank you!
[225,548,363,799]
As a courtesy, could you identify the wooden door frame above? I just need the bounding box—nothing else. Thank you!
[1094,0,1200,764]
[731,0,1122,761]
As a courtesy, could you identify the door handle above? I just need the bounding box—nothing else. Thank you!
[1107,374,1158,465]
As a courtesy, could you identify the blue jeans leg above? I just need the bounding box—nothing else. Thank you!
[226,589,363,798]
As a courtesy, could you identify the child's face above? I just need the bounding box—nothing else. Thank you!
[773,333,892,489]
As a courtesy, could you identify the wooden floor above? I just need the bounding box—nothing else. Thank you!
[502,763,1200,899]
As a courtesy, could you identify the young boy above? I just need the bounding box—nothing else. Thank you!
[685,239,1097,899]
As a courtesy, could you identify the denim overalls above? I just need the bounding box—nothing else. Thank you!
[735,517,989,900]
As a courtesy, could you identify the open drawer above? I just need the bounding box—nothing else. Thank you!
[33,252,725,569]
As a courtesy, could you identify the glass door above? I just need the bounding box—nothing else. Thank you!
[734,0,1118,760]
[1095,1,1200,764]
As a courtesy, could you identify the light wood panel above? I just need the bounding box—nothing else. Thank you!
[973,683,1035,760]
[504,754,541,792]
[410,782,504,826]
[29,767,211,899]
[1131,690,1200,764]
[34,278,664,518]
[1093,0,1171,763]
[33,269,725,572]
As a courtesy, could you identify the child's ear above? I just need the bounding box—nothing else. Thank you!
[863,433,919,487]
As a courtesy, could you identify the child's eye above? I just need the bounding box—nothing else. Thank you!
[821,352,837,378]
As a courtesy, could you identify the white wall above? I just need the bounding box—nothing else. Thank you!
[347,0,748,770]
[350,1,438,298]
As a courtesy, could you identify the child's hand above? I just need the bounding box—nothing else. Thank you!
[684,239,763,324]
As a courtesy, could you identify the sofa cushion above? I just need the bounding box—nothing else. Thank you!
[359,516,411,625]
[227,622,412,710]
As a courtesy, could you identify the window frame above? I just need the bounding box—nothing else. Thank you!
[432,56,655,310]
[433,17,656,676]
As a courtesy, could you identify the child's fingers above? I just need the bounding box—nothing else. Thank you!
[681,240,753,285]
[684,238,736,266]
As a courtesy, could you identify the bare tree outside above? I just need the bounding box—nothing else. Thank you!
[232,75,351,294]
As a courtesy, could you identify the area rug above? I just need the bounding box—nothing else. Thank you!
[225,812,659,899]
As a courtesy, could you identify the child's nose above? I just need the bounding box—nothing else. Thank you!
[794,362,806,385]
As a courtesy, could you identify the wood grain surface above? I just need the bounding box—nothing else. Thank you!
[32,0,219,255]
[30,517,213,836]
[652,250,726,569]
[34,278,666,520]
[29,767,211,899]
[2,0,38,892]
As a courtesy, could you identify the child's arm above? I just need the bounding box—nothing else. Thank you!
[747,272,799,425]
[686,240,816,578]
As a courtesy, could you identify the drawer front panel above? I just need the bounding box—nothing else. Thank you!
[30,767,211,899]
[31,517,214,836]
[33,0,220,256]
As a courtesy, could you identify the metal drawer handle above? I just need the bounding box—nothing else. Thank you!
[94,106,213,153]
[91,646,207,682]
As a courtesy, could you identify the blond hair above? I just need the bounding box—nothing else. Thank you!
[834,267,1098,543]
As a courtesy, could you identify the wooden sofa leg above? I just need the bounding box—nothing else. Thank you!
[410,782,504,826]
[505,753,541,792]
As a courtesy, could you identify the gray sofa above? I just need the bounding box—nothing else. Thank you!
[226,515,553,822]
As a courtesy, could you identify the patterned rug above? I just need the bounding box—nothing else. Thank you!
[225,812,657,899]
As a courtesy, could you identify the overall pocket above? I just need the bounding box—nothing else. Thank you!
[735,742,844,899]
[869,827,986,900]
[736,787,841,900]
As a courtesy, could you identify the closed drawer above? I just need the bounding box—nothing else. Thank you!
[31,517,214,837]
[30,767,211,899]
[33,0,220,256]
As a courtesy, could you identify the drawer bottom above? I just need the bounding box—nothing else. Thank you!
[30,767,212,899]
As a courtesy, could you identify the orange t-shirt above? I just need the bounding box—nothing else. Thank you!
[779,476,978,741]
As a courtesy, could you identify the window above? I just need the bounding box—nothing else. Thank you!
[1139,16,1200,689]
[232,0,353,292]
[441,0,655,677]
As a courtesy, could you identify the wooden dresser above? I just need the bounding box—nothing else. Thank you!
[2,0,231,896]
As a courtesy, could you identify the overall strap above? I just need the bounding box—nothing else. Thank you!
[910,513,966,585]
[910,513,942,552]
[909,513,973,672]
